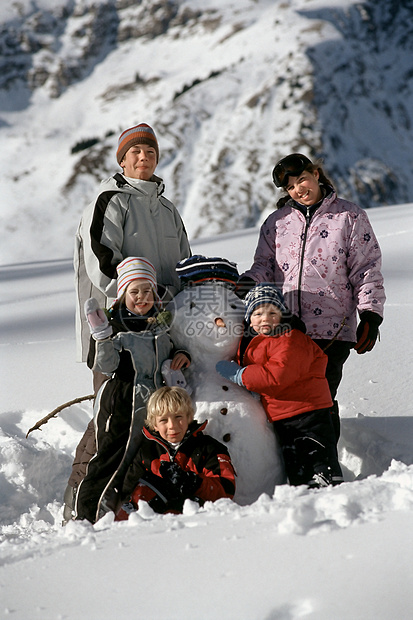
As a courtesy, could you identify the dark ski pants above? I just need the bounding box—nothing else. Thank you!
[67,418,96,488]
[313,340,354,441]
[66,373,110,490]
[75,379,148,523]
[273,408,343,487]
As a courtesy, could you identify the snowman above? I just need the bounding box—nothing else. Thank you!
[167,256,285,505]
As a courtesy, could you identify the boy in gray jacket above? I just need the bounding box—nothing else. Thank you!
[74,123,191,369]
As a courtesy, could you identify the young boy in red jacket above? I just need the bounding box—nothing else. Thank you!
[216,285,343,489]
[116,386,236,518]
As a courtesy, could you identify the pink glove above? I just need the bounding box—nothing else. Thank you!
[84,298,112,340]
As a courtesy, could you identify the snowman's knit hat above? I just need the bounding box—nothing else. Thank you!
[244,285,287,323]
[176,255,239,287]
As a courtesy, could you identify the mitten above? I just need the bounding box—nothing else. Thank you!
[216,360,246,386]
[233,276,256,299]
[161,359,192,395]
[138,470,179,503]
[84,297,112,340]
[159,461,201,498]
[354,311,383,354]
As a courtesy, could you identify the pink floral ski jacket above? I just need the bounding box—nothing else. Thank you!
[242,191,385,342]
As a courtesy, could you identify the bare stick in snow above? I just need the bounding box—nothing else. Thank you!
[26,394,94,438]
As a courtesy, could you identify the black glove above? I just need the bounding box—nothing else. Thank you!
[355,311,383,354]
[159,461,201,498]
[234,276,256,299]
[138,470,179,503]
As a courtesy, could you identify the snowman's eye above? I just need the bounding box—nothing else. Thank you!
[190,302,196,309]
[230,304,237,309]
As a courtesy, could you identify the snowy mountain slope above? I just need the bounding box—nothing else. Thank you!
[1,0,413,265]
[0,203,412,619]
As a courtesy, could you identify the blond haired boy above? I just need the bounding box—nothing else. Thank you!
[116,387,236,517]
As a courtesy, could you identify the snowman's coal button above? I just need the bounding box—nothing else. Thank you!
[220,407,228,415]
[223,433,231,442]
[222,385,229,391]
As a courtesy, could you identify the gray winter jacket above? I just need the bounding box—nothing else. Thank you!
[75,313,178,523]
[74,173,191,361]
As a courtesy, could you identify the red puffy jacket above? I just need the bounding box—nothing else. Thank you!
[116,420,236,518]
[239,329,333,422]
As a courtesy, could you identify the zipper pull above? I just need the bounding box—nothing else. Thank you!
[105,414,112,432]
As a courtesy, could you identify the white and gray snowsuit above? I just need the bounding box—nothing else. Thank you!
[74,307,186,523]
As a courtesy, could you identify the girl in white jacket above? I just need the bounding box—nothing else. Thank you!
[65,257,190,524]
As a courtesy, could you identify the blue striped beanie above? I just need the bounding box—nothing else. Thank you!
[244,285,287,322]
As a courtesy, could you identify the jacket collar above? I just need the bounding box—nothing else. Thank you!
[113,173,165,197]
[142,419,208,452]
[288,185,336,218]
[109,304,157,334]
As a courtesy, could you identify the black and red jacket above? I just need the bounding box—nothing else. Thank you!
[117,420,236,516]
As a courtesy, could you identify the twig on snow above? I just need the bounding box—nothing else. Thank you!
[26,394,94,438]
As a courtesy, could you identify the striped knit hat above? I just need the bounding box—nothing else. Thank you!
[176,255,239,287]
[116,257,160,302]
[244,285,287,323]
[116,123,159,165]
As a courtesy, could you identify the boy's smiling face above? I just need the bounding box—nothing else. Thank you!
[121,143,157,180]
[154,410,189,444]
[250,303,282,336]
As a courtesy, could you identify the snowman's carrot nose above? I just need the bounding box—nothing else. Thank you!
[215,317,226,328]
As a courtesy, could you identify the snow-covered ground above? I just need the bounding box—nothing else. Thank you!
[0,203,412,619]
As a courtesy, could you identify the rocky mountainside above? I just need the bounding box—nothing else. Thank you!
[1,0,412,263]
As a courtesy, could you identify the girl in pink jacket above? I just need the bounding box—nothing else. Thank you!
[239,154,385,440]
